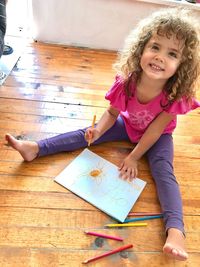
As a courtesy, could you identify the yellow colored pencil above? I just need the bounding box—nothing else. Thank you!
[105,222,147,228]
[88,115,96,146]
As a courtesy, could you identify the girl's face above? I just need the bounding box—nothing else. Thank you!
[140,33,184,84]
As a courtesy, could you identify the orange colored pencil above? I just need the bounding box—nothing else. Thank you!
[88,115,96,146]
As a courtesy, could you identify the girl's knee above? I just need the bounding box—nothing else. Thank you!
[149,158,176,182]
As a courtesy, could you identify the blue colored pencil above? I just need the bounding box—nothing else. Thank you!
[124,214,163,223]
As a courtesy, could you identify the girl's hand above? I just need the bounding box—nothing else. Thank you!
[119,153,138,181]
[85,127,101,145]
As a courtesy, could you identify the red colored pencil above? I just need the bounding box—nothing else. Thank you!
[85,231,123,241]
[82,244,133,264]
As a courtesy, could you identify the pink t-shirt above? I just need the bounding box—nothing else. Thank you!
[105,75,200,142]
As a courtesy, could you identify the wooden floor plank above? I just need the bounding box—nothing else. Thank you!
[0,248,198,267]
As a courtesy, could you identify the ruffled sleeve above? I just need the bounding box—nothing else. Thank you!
[165,96,200,115]
[105,75,128,112]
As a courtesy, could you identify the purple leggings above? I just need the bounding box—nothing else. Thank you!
[38,116,184,233]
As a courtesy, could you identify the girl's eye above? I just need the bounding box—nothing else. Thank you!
[151,45,159,50]
[169,52,177,58]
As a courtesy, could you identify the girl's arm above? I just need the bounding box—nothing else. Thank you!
[120,111,175,180]
[95,105,120,135]
[131,111,174,159]
[85,105,119,143]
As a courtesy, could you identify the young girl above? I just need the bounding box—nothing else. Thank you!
[5,8,200,261]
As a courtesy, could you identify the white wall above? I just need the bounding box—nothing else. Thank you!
[31,0,200,51]
[6,0,31,38]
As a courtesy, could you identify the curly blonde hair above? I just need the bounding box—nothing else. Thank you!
[114,8,200,102]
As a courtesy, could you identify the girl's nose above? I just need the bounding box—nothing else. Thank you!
[155,54,164,63]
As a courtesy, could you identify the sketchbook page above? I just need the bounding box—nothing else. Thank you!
[54,148,146,222]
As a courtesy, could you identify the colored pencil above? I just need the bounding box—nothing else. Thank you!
[82,244,133,264]
[128,212,162,217]
[85,231,123,241]
[88,114,96,146]
[105,222,147,228]
[124,215,163,223]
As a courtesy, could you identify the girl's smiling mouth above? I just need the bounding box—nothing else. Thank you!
[149,63,164,71]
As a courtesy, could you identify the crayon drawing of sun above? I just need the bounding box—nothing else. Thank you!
[89,169,102,177]
[67,161,107,188]
[86,161,106,185]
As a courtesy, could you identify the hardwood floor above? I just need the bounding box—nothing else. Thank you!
[0,41,199,267]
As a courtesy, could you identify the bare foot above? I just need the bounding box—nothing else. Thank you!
[163,228,188,261]
[5,133,39,162]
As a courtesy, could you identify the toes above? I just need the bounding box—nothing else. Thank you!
[171,248,188,261]
[171,248,179,256]
[163,243,172,254]
[163,244,188,261]
[5,133,10,142]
